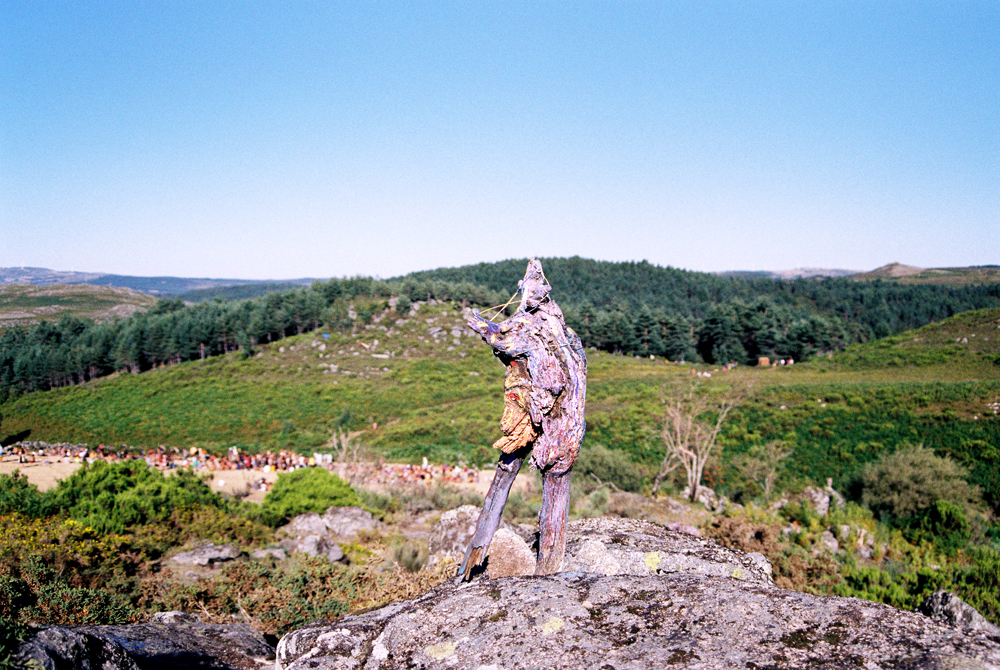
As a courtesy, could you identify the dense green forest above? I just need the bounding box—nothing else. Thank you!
[403,257,1000,341]
[3,258,1000,401]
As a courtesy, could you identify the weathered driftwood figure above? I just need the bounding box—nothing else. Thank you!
[458,259,587,580]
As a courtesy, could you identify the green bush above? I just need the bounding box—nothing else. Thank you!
[146,555,353,636]
[48,461,223,534]
[910,500,971,554]
[261,467,359,524]
[860,444,982,523]
[0,574,31,668]
[574,443,648,493]
[834,563,950,611]
[0,471,52,518]
[951,546,1000,624]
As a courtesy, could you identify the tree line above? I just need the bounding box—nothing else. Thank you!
[3,258,1000,401]
[0,276,507,401]
[405,257,1000,341]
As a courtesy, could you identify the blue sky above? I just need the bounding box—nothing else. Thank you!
[2,2,997,280]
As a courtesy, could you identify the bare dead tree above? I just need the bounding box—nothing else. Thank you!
[653,378,753,501]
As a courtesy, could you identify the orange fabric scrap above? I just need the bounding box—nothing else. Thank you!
[492,358,539,453]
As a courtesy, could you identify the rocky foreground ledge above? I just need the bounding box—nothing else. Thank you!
[14,518,1000,670]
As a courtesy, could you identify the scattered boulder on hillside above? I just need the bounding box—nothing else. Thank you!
[277,506,381,563]
[426,505,534,568]
[281,506,381,539]
[276,517,999,669]
[797,479,847,518]
[251,546,288,561]
[680,485,737,512]
[14,619,274,670]
[323,506,381,537]
[801,485,832,516]
[281,534,345,563]
[170,542,242,568]
[485,528,536,578]
[282,512,330,537]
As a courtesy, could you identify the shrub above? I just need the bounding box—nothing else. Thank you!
[860,444,982,523]
[261,468,359,524]
[912,500,971,554]
[49,461,223,534]
[574,443,648,493]
[0,471,52,518]
[0,574,31,668]
[951,546,1000,625]
[389,538,429,572]
[573,487,611,519]
[833,563,950,611]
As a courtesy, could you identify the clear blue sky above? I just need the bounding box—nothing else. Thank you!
[2,2,997,280]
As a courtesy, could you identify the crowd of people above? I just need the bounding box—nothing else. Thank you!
[0,441,484,489]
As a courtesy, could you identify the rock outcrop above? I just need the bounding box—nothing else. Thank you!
[426,504,533,568]
[277,518,1000,670]
[277,506,382,563]
[170,542,242,568]
[14,518,1000,670]
[920,590,1000,637]
[14,618,274,670]
[281,507,381,540]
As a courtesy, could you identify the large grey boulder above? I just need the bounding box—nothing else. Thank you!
[278,506,380,564]
[322,506,381,538]
[283,512,330,538]
[276,518,999,670]
[426,505,536,569]
[281,507,380,539]
[13,626,140,670]
[14,620,274,670]
[920,590,1000,637]
[281,534,345,563]
[278,507,382,537]
[278,507,380,563]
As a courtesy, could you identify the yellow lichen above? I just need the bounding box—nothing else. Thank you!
[425,640,457,660]
[540,616,564,636]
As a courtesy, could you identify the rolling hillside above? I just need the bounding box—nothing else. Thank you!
[2,302,998,511]
[0,266,315,296]
[0,283,157,329]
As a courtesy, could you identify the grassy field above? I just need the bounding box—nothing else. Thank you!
[2,303,999,506]
[0,283,157,329]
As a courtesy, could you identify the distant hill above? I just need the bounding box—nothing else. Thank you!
[851,263,1000,286]
[176,282,315,303]
[717,268,861,280]
[0,283,158,329]
[0,267,316,296]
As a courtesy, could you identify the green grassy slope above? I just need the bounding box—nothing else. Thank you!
[2,303,998,508]
[0,283,157,329]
